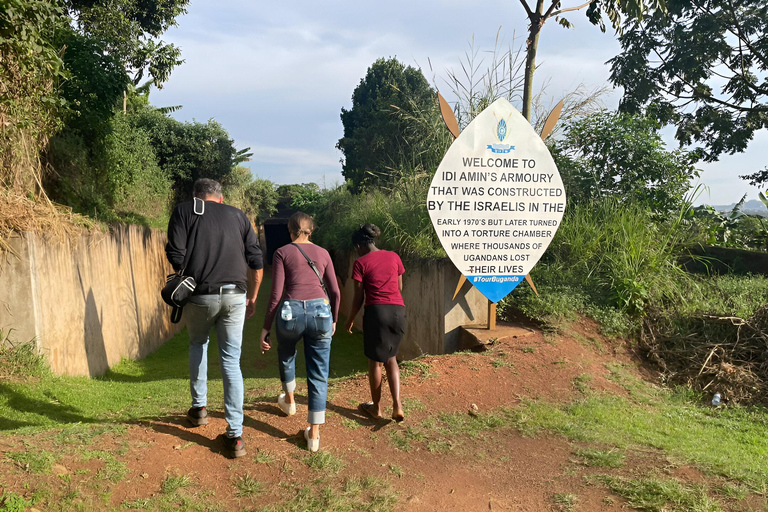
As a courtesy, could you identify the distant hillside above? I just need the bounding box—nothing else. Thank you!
[712,199,768,217]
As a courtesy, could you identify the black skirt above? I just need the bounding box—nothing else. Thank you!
[362,304,406,362]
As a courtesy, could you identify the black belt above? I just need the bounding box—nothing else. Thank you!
[194,285,245,295]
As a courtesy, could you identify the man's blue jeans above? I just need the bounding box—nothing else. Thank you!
[276,298,333,425]
[185,290,246,438]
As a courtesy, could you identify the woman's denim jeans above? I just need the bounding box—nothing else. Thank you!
[276,298,333,424]
[185,290,246,438]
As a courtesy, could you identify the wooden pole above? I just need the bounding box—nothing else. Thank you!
[488,301,497,330]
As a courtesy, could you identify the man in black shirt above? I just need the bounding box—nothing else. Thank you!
[166,178,263,458]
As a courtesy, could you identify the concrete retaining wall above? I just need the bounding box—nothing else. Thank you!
[336,252,489,360]
[0,226,181,377]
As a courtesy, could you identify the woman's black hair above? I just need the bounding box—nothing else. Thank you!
[352,223,381,246]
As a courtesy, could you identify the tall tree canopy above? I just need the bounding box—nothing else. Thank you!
[337,57,440,192]
[552,111,699,212]
[609,0,767,164]
[518,0,663,120]
[63,0,188,85]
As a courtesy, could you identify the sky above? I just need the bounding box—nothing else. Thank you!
[151,0,766,206]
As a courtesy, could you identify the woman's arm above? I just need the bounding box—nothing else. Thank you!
[261,251,285,343]
[345,280,365,333]
[322,254,341,335]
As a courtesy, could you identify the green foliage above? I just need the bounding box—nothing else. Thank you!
[64,0,189,86]
[337,57,445,192]
[303,452,345,473]
[0,0,68,192]
[0,490,34,512]
[258,478,396,512]
[501,195,768,336]
[598,476,723,511]
[6,449,56,474]
[233,473,263,497]
[551,111,699,213]
[301,177,444,259]
[276,182,320,209]
[511,389,768,488]
[0,0,67,135]
[575,448,625,468]
[132,108,249,203]
[688,196,768,251]
[99,113,172,223]
[511,198,693,317]
[54,27,130,136]
[0,330,48,379]
[161,474,193,494]
[609,0,767,163]
[47,111,171,227]
[222,166,278,222]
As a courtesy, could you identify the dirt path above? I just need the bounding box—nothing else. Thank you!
[1,320,754,511]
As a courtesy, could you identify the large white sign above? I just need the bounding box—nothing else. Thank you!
[427,98,566,302]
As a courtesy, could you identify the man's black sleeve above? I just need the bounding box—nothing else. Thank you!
[243,216,264,270]
[165,205,187,271]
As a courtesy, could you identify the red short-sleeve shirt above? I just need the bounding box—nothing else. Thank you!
[351,250,405,306]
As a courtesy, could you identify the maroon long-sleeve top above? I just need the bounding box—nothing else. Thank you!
[263,243,341,330]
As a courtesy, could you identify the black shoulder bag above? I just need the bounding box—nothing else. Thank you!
[291,243,329,298]
[162,198,204,323]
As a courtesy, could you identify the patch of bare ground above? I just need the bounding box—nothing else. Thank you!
[1,319,761,511]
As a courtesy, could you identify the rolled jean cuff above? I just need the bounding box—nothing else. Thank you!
[282,379,296,394]
[308,409,325,425]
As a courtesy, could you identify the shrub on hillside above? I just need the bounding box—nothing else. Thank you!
[300,175,444,260]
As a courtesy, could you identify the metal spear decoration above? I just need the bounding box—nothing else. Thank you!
[430,93,566,327]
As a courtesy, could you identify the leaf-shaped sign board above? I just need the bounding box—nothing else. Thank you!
[427,98,566,303]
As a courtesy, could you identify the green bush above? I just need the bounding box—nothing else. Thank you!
[47,113,172,227]
[499,197,768,336]
[98,113,171,226]
[302,175,444,260]
[0,330,48,379]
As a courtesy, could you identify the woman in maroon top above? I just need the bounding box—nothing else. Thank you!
[260,212,340,452]
[345,224,406,422]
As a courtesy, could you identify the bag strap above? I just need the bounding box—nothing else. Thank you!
[291,243,329,298]
[180,197,204,275]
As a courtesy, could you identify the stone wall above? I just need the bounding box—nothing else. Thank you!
[336,252,489,360]
[0,226,181,376]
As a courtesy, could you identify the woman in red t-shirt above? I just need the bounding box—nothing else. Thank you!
[345,224,406,422]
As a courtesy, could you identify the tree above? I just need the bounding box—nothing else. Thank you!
[55,27,130,136]
[337,57,441,192]
[518,0,662,121]
[275,183,321,209]
[62,0,188,86]
[221,166,278,222]
[551,111,699,212]
[609,0,768,165]
[132,108,252,202]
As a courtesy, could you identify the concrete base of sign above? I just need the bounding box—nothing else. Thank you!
[458,322,535,351]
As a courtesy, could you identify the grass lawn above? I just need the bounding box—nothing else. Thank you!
[0,271,369,433]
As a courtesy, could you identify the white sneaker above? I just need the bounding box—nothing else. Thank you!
[304,427,320,452]
[277,393,296,416]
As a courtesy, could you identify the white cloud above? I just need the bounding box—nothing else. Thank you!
[149,0,765,205]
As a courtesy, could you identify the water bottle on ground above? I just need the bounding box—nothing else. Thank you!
[281,301,292,321]
[712,392,721,406]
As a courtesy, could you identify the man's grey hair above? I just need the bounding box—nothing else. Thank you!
[193,178,223,199]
